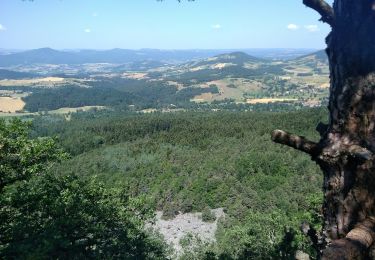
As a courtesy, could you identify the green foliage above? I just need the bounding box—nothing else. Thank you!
[202,207,216,222]
[22,79,220,112]
[0,118,67,191]
[1,173,167,259]
[23,86,137,112]
[31,108,326,258]
[215,211,309,259]
[162,202,179,220]
[0,119,168,259]
[179,233,217,260]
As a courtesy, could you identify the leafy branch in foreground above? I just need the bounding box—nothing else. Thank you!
[0,119,167,259]
[0,119,67,192]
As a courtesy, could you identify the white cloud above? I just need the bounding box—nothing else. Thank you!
[305,25,319,32]
[84,28,91,33]
[211,24,222,30]
[287,24,299,30]
[0,24,6,31]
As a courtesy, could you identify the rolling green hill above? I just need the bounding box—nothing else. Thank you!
[0,50,330,115]
[192,52,265,67]
[294,50,328,64]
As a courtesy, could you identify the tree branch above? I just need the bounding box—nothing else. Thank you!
[322,218,375,260]
[271,130,319,156]
[316,122,328,137]
[303,0,334,26]
[348,145,373,161]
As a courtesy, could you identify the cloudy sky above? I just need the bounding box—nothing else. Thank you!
[0,0,332,50]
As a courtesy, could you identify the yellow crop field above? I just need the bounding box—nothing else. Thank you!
[0,97,25,112]
[246,98,297,104]
[0,77,65,87]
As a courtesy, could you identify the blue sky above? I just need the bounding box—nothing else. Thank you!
[0,0,333,50]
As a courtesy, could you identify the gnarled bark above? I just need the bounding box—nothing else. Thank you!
[272,1,375,258]
[303,0,334,25]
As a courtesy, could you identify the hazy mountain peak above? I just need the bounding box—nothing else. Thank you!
[294,50,327,63]
[216,51,262,61]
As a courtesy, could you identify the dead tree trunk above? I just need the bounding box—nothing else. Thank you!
[272,0,375,259]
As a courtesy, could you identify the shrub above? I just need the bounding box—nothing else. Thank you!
[202,207,216,222]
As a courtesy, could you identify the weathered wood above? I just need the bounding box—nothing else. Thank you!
[322,217,375,259]
[273,1,375,258]
[271,130,319,156]
[303,0,334,25]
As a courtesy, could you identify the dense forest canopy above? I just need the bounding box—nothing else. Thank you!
[0,119,168,259]
[27,108,327,258]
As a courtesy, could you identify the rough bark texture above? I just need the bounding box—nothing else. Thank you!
[273,1,375,259]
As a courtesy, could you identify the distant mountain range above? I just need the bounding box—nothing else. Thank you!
[0,48,231,67]
[176,50,328,77]
[0,48,321,67]
[0,50,329,80]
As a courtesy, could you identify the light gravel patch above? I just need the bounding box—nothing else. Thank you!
[151,208,224,256]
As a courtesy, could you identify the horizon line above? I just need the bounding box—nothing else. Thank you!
[0,47,322,51]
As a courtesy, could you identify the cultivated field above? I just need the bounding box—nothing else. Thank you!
[0,77,91,89]
[0,97,25,112]
[47,106,107,114]
[246,98,297,104]
[191,78,264,103]
[289,74,329,87]
[0,105,106,118]
[0,77,65,87]
[122,73,148,80]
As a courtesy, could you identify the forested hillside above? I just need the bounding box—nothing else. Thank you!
[0,119,168,259]
[31,108,326,258]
